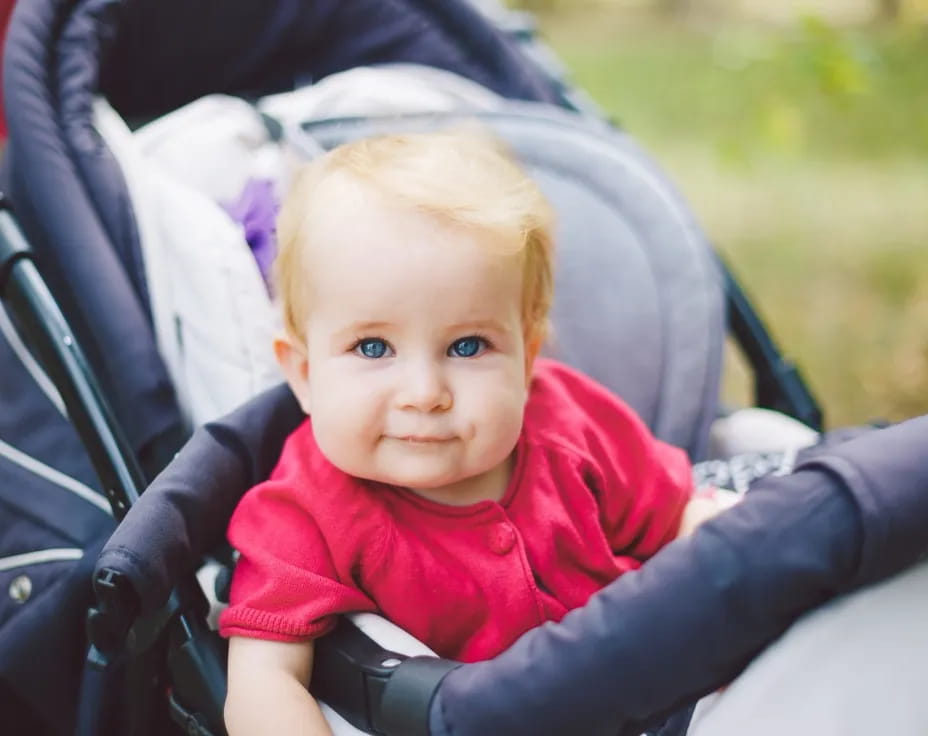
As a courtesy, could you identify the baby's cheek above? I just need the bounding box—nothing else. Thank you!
[314,419,372,478]
[480,388,525,447]
[309,391,367,464]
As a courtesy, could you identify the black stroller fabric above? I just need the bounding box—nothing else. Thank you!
[0,0,565,731]
[0,322,113,734]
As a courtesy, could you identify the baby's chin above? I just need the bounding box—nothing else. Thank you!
[361,459,495,494]
[330,441,516,497]
[367,467,470,491]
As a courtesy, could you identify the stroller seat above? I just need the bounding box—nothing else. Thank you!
[94,103,729,735]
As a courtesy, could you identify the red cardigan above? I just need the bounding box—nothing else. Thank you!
[219,359,692,662]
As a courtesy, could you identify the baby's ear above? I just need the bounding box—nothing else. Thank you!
[524,334,543,379]
[274,334,312,414]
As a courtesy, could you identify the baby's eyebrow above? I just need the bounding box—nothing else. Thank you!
[340,321,394,334]
[447,319,509,334]
[329,321,395,348]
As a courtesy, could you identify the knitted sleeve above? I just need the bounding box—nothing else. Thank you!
[218,472,379,642]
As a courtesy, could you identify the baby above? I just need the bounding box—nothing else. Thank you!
[220,130,727,734]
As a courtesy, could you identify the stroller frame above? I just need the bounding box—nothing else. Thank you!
[0,0,823,732]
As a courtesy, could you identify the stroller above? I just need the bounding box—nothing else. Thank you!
[0,0,825,734]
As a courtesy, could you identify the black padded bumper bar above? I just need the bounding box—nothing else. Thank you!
[310,616,460,735]
[380,656,462,736]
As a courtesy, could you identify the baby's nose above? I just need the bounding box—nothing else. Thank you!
[398,361,452,412]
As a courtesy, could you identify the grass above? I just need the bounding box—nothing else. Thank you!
[535,9,928,427]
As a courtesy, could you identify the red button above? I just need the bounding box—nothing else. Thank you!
[487,522,516,555]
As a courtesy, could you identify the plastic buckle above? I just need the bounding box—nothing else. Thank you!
[86,568,140,668]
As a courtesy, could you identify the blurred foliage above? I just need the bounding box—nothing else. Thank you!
[711,15,894,162]
[797,16,874,98]
[543,14,928,164]
[535,8,928,426]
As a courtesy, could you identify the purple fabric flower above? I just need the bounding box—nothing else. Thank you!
[222,178,280,291]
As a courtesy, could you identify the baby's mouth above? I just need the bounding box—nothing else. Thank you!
[392,435,454,444]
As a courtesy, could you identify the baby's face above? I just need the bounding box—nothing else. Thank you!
[282,181,533,505]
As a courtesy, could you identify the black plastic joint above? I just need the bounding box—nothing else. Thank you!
[378,657,462,736]
[87,567,140,657]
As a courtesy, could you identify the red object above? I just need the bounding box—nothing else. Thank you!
[0,0,14,141]
[219,359,693,662]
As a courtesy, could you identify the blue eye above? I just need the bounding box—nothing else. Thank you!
[355,338,391,359]
[448,336,486,358]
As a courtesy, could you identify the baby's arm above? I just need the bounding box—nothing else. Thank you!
[225,636,333,736]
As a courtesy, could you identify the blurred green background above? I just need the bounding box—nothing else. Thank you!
[514,0,928,428]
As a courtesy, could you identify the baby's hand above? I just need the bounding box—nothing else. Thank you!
[677,488,741,538]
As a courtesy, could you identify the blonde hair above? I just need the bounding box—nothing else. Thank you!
[275,130,555,346]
